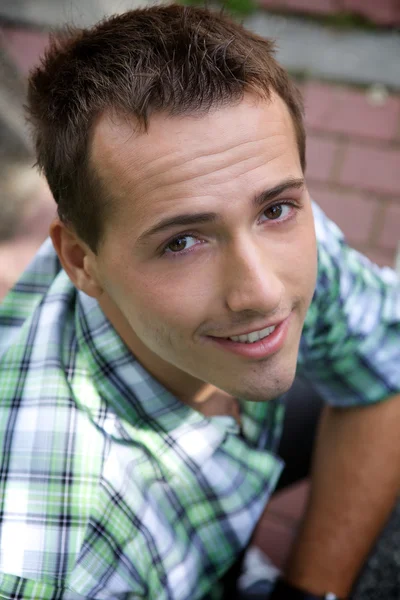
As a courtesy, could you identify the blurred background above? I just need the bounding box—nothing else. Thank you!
[1,0,399,299]
[0,0,400,597]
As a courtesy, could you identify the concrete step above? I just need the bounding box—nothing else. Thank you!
[1,2,400,89]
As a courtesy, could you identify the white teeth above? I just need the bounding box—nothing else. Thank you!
[229,325,276,344]
[248,331,260,343]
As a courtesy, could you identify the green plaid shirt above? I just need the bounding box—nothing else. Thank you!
[0,203,399,599]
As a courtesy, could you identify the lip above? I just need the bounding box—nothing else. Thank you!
[207,313,292,359]
[213,320,283,339]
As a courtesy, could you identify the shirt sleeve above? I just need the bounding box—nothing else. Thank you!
[0,573,81,600]
[297,202,400,407]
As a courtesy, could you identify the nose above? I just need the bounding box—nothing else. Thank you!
[223,236,283,315]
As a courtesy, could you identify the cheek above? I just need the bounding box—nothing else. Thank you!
[115,268,211,335]
[298,228,318,297]
[280,221,317,297]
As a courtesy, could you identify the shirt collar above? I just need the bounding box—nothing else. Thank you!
[75,291,283,454]
[74,291,234,470]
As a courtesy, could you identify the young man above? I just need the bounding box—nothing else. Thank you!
[0,5,399,599]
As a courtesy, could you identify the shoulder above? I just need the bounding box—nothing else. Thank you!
[299,200,400,406]
[0,239,64,358]
[0,239,78,406]
[0,242,110,586]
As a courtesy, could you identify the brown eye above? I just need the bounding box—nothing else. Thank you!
[167,237,187,252]
[165,235,198,254]
[264,204,283,220]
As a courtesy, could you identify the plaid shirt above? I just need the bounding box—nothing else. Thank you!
[0,203,399,599]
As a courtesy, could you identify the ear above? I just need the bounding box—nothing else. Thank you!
[50,219,103,298]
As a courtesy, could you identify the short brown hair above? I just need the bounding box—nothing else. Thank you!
[27,4,305,252]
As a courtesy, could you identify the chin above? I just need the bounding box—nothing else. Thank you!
[232,369,297,403]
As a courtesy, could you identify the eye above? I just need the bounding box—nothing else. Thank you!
[164,235,198,254]
[260,202,292,222]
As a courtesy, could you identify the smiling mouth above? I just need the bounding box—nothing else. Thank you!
[228,325,276,344]
[206,314,292,358]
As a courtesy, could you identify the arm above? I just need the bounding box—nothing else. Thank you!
[283,394,400,598]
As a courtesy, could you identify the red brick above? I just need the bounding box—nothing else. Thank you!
[304,82,400,143]
[252,515,296,569]
[1,28,50,76]
[258,0,335,13]
[342,0,400,26]
[378,202,400,251]
[359,246,396,268]
[339,143,400,197]
[308,185,377,245]
[306,136,338,183]
[268,481,309,522]
[0,281,11,303]
[0,238,43,290]
[17,188,55,240]
[0,182,54,293]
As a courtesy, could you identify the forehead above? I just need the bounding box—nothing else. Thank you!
[90,93,300,228]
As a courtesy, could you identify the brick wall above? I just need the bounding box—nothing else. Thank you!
[302,80,400,267]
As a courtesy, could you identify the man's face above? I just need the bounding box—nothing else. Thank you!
[89,93,317,402]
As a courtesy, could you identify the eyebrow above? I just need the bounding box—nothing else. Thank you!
[137,177,305,244]
[253,177,305,207]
